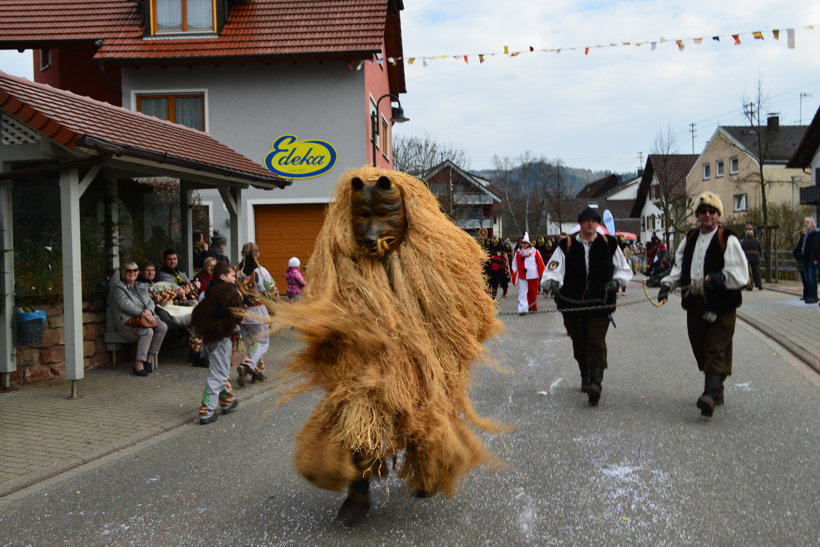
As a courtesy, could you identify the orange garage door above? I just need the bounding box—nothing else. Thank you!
[254,203,327,292]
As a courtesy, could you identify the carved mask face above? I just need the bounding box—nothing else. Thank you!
[351,175,407,258]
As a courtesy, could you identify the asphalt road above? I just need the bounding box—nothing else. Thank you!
[1,290,818,546]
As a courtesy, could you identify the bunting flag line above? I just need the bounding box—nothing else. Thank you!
[347,24,815,69]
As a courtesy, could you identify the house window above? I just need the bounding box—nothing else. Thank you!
[733,193,747,212]
[702,163,711,180]
[716,159,724,178]
[39,49,51,71]
[380,117,389,158]
[136,93,205,130]
[152,0,215,34]
[370,99,378,149]
[730,156,739,174]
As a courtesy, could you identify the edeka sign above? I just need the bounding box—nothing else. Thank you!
[264,135,337,179]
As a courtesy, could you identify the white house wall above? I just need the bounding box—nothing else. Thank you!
[120,62,364,244]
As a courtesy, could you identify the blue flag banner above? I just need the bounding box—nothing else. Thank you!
[602,209,615,236]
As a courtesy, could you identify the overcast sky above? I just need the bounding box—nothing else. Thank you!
[394,0,820,173]
[1,1,819,175]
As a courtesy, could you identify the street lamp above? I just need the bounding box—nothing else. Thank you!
[371,93,409,167]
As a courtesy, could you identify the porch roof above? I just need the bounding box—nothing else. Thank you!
[0,71,289,188]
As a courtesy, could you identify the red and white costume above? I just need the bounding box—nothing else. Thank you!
[512,235,546,313]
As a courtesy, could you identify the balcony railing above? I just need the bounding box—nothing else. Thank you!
[454,217,494,229]
[799,185,820,205]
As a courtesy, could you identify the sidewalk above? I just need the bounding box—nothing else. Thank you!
[0,329,303,498]
[1,280,817,499]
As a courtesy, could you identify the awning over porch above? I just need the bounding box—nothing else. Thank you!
[0,71,290,393]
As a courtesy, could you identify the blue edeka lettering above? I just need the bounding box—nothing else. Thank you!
[276,146,326,167]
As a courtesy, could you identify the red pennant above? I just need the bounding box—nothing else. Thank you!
[732,34,741,45]
[584,47,589,55]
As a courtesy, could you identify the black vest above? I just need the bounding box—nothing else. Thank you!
[556,234,617,313]
[679,227,742,313]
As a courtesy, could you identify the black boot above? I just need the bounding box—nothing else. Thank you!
[587,366,604,406]
[696,373,723,417]
[578,362,590,393]
[337,478,370,526]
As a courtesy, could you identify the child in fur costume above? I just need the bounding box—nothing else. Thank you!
[263,166,505,525]
[192,262,244,425]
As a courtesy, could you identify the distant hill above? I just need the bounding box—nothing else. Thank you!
[474,165,636,197]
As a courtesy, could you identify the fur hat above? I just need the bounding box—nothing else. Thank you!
[211,231,227,246]
[521,232,530,243]
[693,191,723,216]
[288,257,301,268]
[577,206,602,222]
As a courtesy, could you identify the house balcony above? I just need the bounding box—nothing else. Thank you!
[799,185,820,206]
[455,217,494,229]
[453,194,494,205]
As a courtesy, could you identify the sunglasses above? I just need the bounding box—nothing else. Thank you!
[124,269,139,273]
[697,207,718,215]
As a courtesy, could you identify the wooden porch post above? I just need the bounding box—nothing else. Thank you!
[0,170,15,387]
[218,186,244,263]
[180,181,193,276]
[59,166,99,397]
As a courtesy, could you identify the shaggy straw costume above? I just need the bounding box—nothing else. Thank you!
[267,166,504,498]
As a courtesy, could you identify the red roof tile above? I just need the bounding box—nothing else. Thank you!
[0,0,391,61]
[0,70,288,187]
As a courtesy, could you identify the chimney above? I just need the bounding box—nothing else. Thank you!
[767,114,780,131]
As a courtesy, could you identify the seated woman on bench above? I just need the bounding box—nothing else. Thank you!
[109,261,168,376]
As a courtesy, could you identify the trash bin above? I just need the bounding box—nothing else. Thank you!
[15,309,47,346]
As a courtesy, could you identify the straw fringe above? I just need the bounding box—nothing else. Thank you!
[258,166,505,495]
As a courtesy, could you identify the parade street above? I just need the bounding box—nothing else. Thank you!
[1,285,818,545]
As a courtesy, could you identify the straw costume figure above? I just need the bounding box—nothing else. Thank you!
[265,166,504,525]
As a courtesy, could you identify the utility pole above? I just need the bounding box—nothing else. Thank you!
[638,152,643,170]
[688,122,697,154]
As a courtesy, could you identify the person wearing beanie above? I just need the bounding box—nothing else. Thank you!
[235,242,277,385]
[210,231,230,264]
[540,207,632,405]
[192,230,213,272]
[286,257,306,302]
[658,191,748,417]
[511,232,545,315]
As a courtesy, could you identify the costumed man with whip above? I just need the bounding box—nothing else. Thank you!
[657,192,748,417]
[540,207,632,405]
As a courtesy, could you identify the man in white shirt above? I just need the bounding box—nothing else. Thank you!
[540,207,632,405]
[658,192,748,417]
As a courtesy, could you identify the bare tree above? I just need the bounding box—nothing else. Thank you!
[543,157,573,234]
[392,134,469,175]
[650,125,693,248]
[491,155,527,237]
[728,81,781,281]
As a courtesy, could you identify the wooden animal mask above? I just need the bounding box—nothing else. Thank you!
[351,175,407,258]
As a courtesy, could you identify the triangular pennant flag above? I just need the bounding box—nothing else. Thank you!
[660,36,668,43]
[694,37,703,44]
[504,45,509,54]
[787,28,795,48]
[422,59,428,67]
[407,57,415,65]
[712,36,720,41]
[347,61,354,70]
[510,51,520,57]
[808,25,815,30]
[463,55,468,63]
[479,54,485,63]
[732,34,741,45]
[529,46,534,52]
[584,47,589,55]
[676,39,684,51]
[752,31,764,39]
[388,57,397,66]
[772,29,780,39]
[650,41,657,51]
